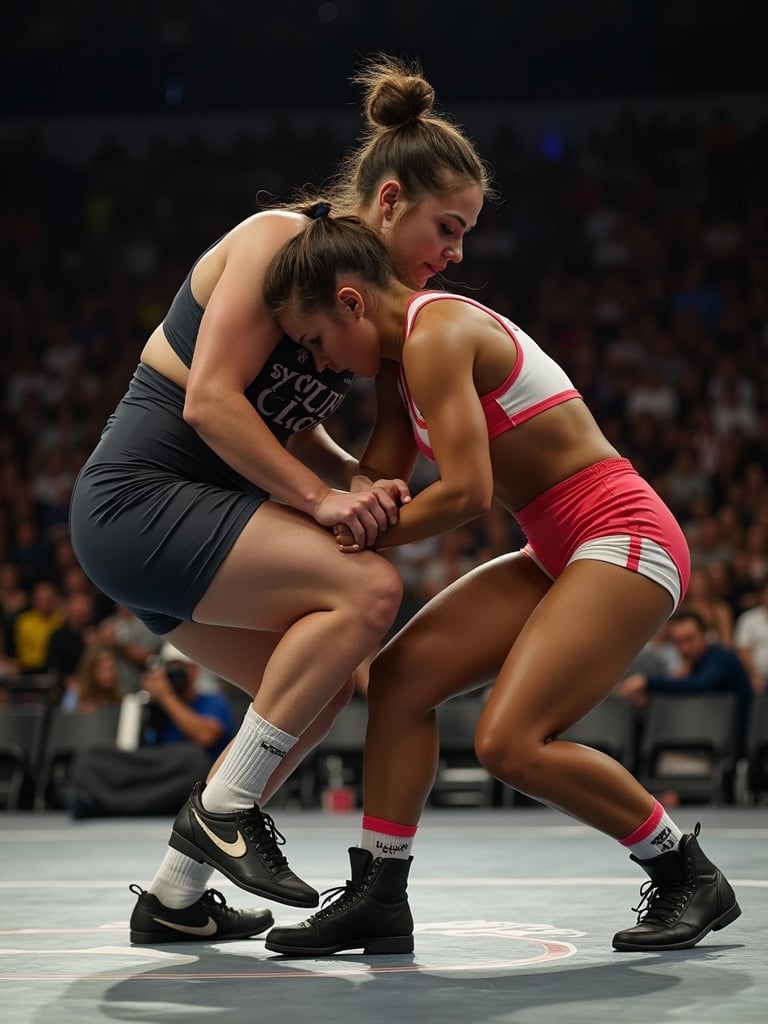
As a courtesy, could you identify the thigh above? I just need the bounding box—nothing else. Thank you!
[193,501,397,630]
[371,552,552,708]
[165,620,283,699]
[480,559,674,741]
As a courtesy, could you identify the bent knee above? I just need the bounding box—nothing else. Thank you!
[475,727,543,792]
[356,559,403,632]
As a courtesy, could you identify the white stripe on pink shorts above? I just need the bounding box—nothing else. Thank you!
[568,534,684,609]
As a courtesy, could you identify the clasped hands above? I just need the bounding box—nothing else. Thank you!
[315,478,410,552]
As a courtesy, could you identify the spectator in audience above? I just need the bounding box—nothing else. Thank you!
[0,561,28,650]
[625,366,678,422]
[734,578,768,694]
[0,629,18,680]
[97,604,165,693]
[61,643,125,713]
[9,518,52,590]
[58,563,114,620]
[686,515,734,571]
[141,644,234,761]
[681,566,734,646]
[617,609,753,753]
[46,590,98,696]
[740,461,768,523]
[623,622,683,679]
[31,447,75,532]
[727,548,763,615]
[11,580,63,674]
[661,444,711,520]
[743,523,768,586]
[50,535,81,583]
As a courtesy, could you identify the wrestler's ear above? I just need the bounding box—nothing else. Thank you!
[378,180,403,223]
[337,286,365,319]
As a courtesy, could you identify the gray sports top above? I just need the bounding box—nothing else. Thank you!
[162,267,354,446]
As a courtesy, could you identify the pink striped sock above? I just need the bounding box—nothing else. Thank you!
[620,799,683,860]
[360,815,417,860]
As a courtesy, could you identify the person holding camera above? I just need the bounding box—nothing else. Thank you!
[140,646,233,760]
[69,647,236,825]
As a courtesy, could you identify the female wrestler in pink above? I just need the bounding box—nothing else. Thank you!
[260,213,740,956]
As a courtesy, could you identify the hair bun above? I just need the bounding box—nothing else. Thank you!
[357,56,435,130]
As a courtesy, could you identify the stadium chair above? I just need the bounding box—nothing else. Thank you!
[34,704,121,810]
[560,694,638,770]
[430,695,494,807]
[637,693,739,805]
[0,705,49,810]
[743,692,768,805]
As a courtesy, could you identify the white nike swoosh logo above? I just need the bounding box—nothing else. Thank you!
[153,915,218,936]
[192,809,247,857]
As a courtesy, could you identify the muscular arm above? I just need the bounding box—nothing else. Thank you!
[182,212,332,516]
[368,310,494,550]
[182,213,398,545]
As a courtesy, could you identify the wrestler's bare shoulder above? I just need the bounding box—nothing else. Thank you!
[226,209,309,250]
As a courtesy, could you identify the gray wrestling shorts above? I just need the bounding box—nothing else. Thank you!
[70,364,268,634]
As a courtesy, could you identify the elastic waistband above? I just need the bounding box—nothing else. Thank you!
[515,457,635,528]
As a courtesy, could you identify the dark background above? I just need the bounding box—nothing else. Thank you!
[2,0,766,116]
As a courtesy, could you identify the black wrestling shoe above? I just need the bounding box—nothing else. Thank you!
[265,847,413,956]
[612,824,741,951]
[129,884,274,944]
[169,783,318,908]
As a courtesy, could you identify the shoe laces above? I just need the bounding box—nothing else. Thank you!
[201,887,234,920]
[632,878,694,926]
[201,888,227,908]
[240,809,289,871]
[314,880,360,920]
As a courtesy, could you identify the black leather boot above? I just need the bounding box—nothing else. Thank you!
[613,824,741,951]
[265,847,414,956]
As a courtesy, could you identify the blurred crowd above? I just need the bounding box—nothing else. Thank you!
[1,100,768,715]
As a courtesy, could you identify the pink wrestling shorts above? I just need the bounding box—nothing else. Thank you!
[515,457,690,609]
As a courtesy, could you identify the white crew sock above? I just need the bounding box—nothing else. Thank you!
[201,706,298,812]
[148,848,215,909]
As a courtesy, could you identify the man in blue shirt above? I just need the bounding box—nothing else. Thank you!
[618,609,753,754]
[141,648,233,760]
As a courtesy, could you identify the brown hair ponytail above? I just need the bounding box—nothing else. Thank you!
[263,215,396,317]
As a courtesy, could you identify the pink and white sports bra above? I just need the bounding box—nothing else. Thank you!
[397,292,582,462]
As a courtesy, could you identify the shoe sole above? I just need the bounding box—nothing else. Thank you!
[265,934,414,956]
[169,830,319,908]
[612,899,742,951]
[130,919,273,945]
